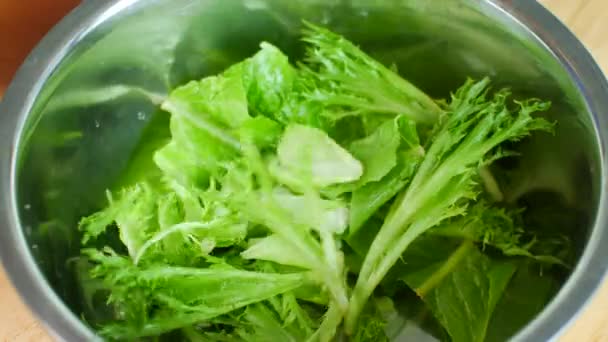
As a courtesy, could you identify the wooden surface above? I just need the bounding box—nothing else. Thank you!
[0,0,80,94]
[1,0,607,341]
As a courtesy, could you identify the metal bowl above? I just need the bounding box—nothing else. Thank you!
[1,0,607,341]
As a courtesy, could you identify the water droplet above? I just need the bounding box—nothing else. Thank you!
[24,225,32,236]
[360,9,369,17]
[24,203,31,210]
[137,111,147,121]
[94,120,101,128]
[32,244,39,250]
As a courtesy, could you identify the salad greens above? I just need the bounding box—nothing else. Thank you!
[77,22,571,341]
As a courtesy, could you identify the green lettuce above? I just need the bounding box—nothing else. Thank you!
[76,23,572,342]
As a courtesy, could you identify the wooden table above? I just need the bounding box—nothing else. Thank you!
[1,0,607,340]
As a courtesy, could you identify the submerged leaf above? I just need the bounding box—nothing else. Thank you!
[429,200,570,266]
[485,262,560,341]
[400,239,517,342]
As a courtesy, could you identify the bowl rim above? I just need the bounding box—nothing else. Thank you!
[490,1,608,341]
[0,0,607,341]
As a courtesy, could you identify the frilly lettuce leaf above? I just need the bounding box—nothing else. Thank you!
[83,248,308,339]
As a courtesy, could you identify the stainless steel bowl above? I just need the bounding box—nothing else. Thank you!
[1,0,607,341]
